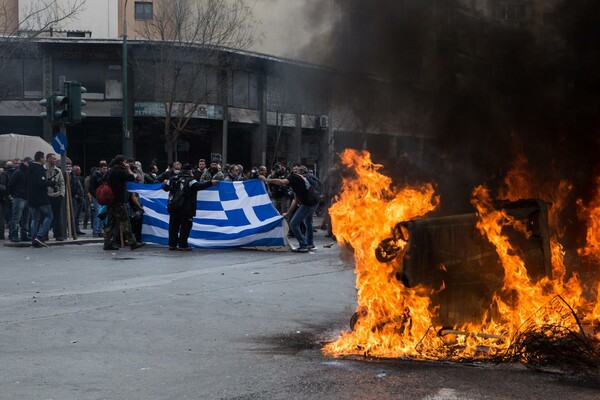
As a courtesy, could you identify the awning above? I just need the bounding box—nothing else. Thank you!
[0,133,57,161]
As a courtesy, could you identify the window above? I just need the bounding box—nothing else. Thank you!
[66,31,87,37]
[134,2,153,20]
[498,4,526,21]
[230,71,256,109]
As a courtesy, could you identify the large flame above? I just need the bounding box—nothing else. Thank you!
[322,149,439,357]
[578,176,600,264]
[324,149,600,360]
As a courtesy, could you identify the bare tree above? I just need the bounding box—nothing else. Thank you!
[132,0,260,163]
[0,0,85,99]
[0,0,85,52]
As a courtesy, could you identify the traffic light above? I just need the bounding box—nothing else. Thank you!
[39,93,68,125]
[65,81,86,125]
[39,96,53,123]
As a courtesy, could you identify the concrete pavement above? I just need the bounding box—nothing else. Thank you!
[0,225,598,399]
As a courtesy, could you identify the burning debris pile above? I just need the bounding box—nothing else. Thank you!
[323,149,600,374]
[504,296,598,373]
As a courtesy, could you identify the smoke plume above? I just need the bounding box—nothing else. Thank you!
[299,0,600,221]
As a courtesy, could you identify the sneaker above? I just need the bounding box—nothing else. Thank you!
[308,245,316,250]
[130,242,146,250]
[103,244,120,251]
[33,237,49,248]
[291,247,309,253]
[168,246,177,251]
[55,237,65,241]
[178,247,193,251]
[76,231,86,235]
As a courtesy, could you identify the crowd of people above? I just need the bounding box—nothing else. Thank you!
[0,154,343,252]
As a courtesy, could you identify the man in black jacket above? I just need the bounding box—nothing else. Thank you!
[102,155,146,251]
[26,151,56,248]
[0,163,9,240]
[1,160,17,239]
[8,157,32,242]
[162,163,216,251]
[89,161,107,237]
[71,164,86,234]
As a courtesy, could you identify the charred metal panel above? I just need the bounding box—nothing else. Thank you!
[400,199,552,327]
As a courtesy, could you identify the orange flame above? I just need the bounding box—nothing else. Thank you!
[322,149,439,357]
[577,176,600,263]
[471,186,583,340]
[324,149,599,360]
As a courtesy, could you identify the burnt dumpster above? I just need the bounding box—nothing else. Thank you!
[377,199,553,328]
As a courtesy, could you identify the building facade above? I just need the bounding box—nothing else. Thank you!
[0,37,332,174]
[0,0,577,180]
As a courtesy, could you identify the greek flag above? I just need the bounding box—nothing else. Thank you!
[126,180,290,250]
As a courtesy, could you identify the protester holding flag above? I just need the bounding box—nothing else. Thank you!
[260,165,319,252]
[162,163,217,251]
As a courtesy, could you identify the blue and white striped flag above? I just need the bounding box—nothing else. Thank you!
[126,180,290,250]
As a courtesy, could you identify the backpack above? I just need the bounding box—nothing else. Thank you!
[305,174,323,196]
[89,171,99,194]
[167,176,189,213]
[95,182,115,206]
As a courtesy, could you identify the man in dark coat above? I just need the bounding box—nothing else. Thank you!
[89,161,108,237]
[26,151,56,247]
[71,164,86,234]
[0,160,16,238]
[162,163,216,251]
[102,155,145,251]
[8,157,32,242]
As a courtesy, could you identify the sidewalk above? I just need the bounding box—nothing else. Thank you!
[2,227,103,248]
[3,215,333,248]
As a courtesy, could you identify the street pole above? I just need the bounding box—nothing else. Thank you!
[122,0,129,156]
[59,121,72,239]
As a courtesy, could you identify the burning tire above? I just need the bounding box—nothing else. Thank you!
[375,237,401,262]
[375,222,411,263]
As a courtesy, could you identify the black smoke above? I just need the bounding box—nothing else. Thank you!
[300,0,600,220]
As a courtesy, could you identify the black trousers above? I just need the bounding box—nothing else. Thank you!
[49,195,64,239]
[168,212,193,248]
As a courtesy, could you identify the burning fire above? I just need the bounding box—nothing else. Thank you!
[578,176,600,264]
[323,149,600,362]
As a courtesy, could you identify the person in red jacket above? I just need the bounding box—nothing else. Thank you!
[102,155,146,251]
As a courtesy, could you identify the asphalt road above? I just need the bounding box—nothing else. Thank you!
[0,231,598,399]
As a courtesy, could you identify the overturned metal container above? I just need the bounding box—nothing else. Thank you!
[377,199,553,328]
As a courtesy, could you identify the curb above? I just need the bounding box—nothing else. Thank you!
[3,238,104,248]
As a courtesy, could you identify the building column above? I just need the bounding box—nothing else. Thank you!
[291,113,302,164]
[250,125,263,167]
[258,73,267,166]
[221,106,228,165]
[221,70,230,165]
[319,121,331,176]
